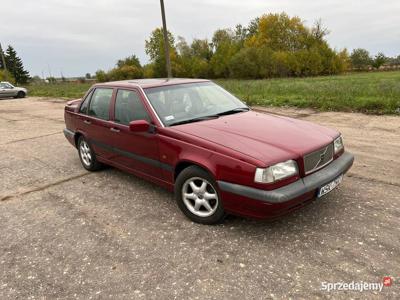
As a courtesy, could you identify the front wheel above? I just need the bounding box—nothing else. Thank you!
[175,166,226,224]
[16,91,25,98]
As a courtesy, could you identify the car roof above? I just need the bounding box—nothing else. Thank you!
[97,78,211,89]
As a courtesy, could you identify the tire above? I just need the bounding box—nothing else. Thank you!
[17,91,25,98]
[175,166,226,224]
[77,136,103,171]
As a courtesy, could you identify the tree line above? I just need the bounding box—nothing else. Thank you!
[0,45,30,84]
[350,48,399,70]
[95,12,399,82]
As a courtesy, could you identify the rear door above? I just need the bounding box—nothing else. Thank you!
[109,88,164,179]
[76,87,115,160]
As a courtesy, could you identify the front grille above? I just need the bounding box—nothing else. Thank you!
[303,143,334,174]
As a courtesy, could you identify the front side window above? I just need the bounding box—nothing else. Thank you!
[114,89,151,125]
[88,88,113,120]
[144,82,247,126]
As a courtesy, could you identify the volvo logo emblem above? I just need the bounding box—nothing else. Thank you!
[313,147,329,170]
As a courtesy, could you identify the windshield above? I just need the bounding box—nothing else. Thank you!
[144,82,248,126]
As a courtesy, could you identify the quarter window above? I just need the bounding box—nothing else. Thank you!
[88,88,113,120]
[79,89,94,114]
[114,90,150,125]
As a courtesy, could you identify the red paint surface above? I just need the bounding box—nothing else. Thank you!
[64,80,345,219]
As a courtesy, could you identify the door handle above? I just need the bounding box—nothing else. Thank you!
[110,127,120,133]
[84,120,91,125]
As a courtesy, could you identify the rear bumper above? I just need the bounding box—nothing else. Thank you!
[63,128,76,147]
[218,152,354,218]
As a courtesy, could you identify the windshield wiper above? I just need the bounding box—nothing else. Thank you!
[217,107,250,116]
[169,107,249,126]
[169,115,220,126]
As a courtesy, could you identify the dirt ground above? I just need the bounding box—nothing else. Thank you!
[1,97,399,299]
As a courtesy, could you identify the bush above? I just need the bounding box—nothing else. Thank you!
[108,65,143,81]
[190,57,210,78]
[257,47,275,78]
[296,48,323,76]
[229,47,260,79]
[95,53,144,82]
[142,63,155,78]
[95,70,109,82]
[271,51,291,77]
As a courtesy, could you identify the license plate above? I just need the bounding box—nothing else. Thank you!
[317,175,343,198]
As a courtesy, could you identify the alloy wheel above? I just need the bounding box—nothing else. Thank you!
[79,140,92,167]
[182,177,219,217]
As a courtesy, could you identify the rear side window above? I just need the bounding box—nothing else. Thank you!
[114,89,151,125]
[88,88,113,120]
[79,90,93,114]
[0,83,12,89]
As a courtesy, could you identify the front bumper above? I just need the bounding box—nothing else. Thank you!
[218,152,354,218]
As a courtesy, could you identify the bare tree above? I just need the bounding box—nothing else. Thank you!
[312,19,330,41]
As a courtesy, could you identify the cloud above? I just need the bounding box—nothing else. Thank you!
[1,0,399,76]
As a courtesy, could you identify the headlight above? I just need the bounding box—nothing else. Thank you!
[334,135,344,154]
[254,160,298,183]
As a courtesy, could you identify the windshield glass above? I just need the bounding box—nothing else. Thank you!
[144,82,248,126]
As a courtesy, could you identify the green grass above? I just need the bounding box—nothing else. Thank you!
[217,71,400,114]
[28,82,92,99]
[28,71,400,114]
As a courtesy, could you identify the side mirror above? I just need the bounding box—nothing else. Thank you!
[129,120,150,132]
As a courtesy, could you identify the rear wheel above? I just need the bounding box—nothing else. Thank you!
[175,166,226,224]
[78,136,103,171]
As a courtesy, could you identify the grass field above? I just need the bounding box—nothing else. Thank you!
[28,71,400,114]
[28,82,93,99]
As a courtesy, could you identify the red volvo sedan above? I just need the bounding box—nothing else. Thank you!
[64,79,354,224]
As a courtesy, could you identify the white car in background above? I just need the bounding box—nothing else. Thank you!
[0,81,27,98]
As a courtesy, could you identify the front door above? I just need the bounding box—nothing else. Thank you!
[109,88,164,180]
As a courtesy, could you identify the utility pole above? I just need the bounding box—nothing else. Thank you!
[0,42,7,71]
[159,0,172,78]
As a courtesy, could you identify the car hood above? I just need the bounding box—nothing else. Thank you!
[172,111,339,165]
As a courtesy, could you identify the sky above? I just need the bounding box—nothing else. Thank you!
[1,0,399,77]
